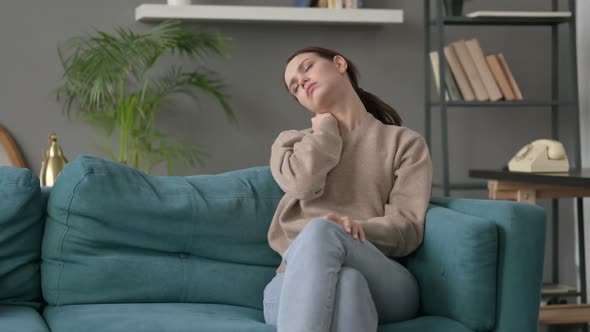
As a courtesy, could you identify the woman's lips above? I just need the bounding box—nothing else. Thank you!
[306,83,317,96]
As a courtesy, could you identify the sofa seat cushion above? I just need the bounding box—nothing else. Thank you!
[0,305,50,332]
[43,303,473,332]
[43,303,274,332]
[380,316,473,332]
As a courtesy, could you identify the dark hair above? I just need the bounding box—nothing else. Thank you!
[286,46,402,126]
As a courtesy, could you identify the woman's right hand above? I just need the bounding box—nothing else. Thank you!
[311,113,336,132]
[323,213,366,241]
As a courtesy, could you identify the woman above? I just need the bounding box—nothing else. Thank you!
[264,47,432,332]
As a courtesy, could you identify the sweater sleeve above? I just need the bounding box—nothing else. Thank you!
[270,116,343,201]
[359,133,433,257]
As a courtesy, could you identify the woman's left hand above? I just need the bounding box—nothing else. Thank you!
[323,213,366,241]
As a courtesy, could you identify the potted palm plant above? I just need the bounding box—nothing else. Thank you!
[57,20,236,175]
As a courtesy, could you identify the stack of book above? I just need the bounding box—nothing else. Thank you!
[296,0,363,9]
[429,38,523,102]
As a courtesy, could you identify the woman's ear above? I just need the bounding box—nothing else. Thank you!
[333,55,348,73]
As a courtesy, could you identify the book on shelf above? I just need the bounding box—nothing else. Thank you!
[328,0,343,9]
[429,51,462,101]
[296,0,312,7]
[344,0,358,8]
[542,283,578,295]
[465,38,502,101]
[310,0,361,8]
[429,51,450,101]
[313,0,361,9]
[465,11,572,18]
[485,54,516,101]
[447,63,462,100]
[497,53,523,100]
[444,45,475,101]
[435,37,524,102]
[451,40,489,101]
[313,0,327,8]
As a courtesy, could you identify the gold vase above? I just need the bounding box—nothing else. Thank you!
[40,133,68,187]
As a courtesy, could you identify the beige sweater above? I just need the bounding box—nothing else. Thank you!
[268,112,433,272]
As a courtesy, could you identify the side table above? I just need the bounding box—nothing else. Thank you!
[469,169,590,328]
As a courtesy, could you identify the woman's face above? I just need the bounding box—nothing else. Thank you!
[284,52,348,113]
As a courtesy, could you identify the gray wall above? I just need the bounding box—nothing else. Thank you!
[0,0,584,329]
[1,0,429,177]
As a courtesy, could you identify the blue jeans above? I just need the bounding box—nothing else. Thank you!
[263,218,419,332]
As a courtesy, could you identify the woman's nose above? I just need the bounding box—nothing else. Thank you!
[300,77,310,89]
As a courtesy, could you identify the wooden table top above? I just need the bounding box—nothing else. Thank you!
[469,168,590,188]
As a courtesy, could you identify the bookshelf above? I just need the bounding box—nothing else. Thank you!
[440,16,571,25]
[425,6,582,190]
[432,100,574,107]
[424,0,585,328]
[425,4,582,196]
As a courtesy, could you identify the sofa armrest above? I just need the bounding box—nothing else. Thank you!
[405,202,498,331]
[429,197,546,332]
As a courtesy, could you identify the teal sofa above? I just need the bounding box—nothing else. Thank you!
[1,155,546,332]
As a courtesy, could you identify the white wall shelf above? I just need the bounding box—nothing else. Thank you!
[135,4,403,25]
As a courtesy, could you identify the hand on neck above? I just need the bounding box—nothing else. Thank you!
[320,94,368,136]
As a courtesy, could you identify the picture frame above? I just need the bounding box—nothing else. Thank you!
[0,126,27,168]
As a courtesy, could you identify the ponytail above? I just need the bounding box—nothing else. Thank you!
[356,87,402,126]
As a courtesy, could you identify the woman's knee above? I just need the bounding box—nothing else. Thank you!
[283,218,345,264]
[299,218,342,240]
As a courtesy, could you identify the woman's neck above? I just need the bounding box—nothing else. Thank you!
[325,92,368,136]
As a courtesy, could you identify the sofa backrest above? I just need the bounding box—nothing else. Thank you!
[42,155,284,310]
[0,167,46,310]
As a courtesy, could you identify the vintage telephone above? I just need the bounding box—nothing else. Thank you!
[508,139,570,173]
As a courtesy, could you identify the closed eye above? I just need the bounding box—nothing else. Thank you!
[290,62,313,94]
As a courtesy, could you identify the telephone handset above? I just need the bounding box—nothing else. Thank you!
[508,139,570,173]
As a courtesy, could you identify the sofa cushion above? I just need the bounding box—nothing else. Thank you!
[0,167,45,309]
[42,156,284,309]
[43,303,273,332]
[0,305,50,332]
[380,316,473,332]
[404,205,498,331]
[43,304,474,332]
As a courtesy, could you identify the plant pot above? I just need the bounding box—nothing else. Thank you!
[167,0,191,5]
[443,0,464,16]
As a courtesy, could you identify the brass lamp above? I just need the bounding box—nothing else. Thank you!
[40,133,68,187]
